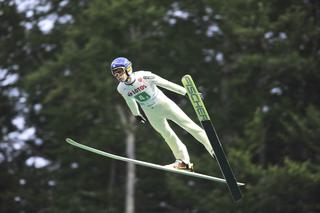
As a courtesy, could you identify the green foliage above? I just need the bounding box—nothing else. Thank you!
[243,159,320,213]
[1,0,320,212]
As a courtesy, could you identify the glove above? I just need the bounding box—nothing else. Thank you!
[199,92,204,100]
[135,115,147,124]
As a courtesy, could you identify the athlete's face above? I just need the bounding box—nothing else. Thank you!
[113,67,128,82]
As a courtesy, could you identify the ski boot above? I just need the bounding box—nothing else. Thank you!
[164,160,194,172]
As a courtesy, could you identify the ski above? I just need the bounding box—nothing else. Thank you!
[66,138,245,186]
[182,75,243,202]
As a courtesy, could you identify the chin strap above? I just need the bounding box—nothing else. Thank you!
[124,75,136,85]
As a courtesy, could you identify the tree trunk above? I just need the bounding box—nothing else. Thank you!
[125,130,135,213]
[116,105,136,213]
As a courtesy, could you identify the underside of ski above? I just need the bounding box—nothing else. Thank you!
[66,138,245,186]
[182,75,243,202]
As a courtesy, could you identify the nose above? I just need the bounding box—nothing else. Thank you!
[115,72,124,78]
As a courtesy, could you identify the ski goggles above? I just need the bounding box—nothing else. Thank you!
[111,65,132,76]
[112,67,126,76]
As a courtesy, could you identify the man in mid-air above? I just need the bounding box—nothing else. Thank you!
[111,57,215,171]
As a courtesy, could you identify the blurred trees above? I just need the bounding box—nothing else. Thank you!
[1,0,319,212]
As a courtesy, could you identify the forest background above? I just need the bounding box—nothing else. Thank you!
[1,0,319,212]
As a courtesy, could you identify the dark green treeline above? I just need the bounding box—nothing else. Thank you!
[0,0,319,212]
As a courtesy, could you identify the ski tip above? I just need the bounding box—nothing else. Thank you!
[182,74,192,79]
[65,138,74,143]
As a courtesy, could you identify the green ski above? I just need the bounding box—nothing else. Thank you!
[66,138,245,185]
[182,74,243,202]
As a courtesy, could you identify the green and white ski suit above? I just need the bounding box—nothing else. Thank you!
[117,71,214,163]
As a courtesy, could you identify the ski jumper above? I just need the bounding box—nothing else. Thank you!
[117,71,214,163]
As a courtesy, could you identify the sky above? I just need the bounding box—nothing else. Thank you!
[15,0,72,33]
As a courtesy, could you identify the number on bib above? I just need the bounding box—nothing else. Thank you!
[134,92,151,102]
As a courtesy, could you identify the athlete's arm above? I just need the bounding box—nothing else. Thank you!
[145,72,187,95]
[118,87,141,116]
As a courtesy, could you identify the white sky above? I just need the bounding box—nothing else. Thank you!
[14,0,72,33]
[26,156,51,168]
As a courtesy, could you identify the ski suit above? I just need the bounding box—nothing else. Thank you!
[117,71,214,164]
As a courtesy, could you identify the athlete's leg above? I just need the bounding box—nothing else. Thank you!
[143,107,190,163]
[164,99,215,158]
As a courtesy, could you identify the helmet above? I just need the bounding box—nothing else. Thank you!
[110,57,133,76]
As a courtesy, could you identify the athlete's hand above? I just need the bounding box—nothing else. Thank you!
[198,92,204,100]
[135,115,147,124]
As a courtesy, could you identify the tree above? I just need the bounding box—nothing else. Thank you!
[2,0,320,212]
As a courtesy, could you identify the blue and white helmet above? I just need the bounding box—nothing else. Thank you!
[110,57,133,76]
